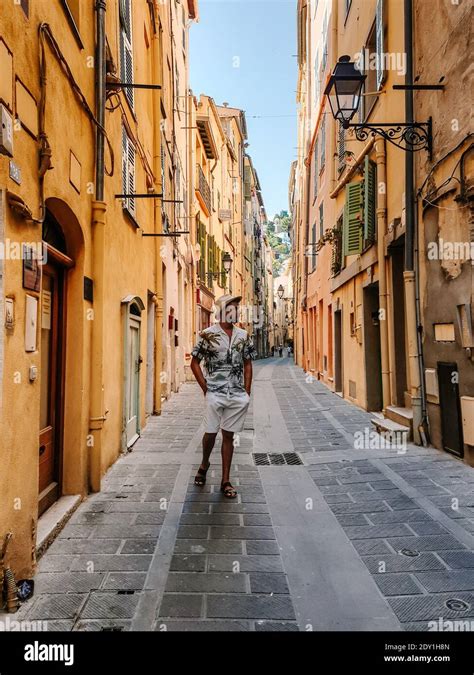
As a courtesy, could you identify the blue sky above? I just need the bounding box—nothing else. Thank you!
[190,0,297,221]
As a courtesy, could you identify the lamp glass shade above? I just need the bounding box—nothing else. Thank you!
[325,56,366,127]
[222,252,232,272]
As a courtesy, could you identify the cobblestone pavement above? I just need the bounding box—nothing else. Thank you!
[12,359,474,631]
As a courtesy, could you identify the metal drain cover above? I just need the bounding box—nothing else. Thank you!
[445,598,470,612]
[400,548,420,557]
[253,452,303,466]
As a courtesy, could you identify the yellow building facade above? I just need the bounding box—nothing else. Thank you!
[0,0,198,579]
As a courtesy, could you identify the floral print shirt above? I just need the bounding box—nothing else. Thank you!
[191,324,256,393]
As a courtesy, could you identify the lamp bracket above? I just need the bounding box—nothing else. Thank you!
[347,118,432,157]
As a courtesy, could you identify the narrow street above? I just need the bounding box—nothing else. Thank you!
[16,359,474,632]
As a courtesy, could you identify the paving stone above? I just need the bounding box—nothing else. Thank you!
[334,514,370,526]
[121,539,156,554]
[331,502,389,514]
[177,525,209,539]
[324,494,353,504]
[388,593,474,623]
[29,594,87,620]
[154,619,251,631]
[174,539,243,555]
[180,513,241,526]
[386,535,466,552]
[158,594,203,618]
[70,512,136,525]
[363,553,447,574]
[438,551,474,569]
[207,594,295,620]
[71,555,152,572]
[406,521,450,536]
[37,556,77,573]
[312,476,340,486]
[351,539,394,555]
[319,484,372,495]
[92,525,161,538]
[254,621,299,631]
[245,540,281,555]
[373,574,423,596]
[415,571,474,593]
[242,514,272,526]
[208,555,284,573]
[366,510,433,524]
[34,573,105,594]
[133,512,167,524]
[47,539,121,555]
[210,503,270,514]
[74,620,131,631]
[249,573,290,594]
[165,572,247,593]
[81,592,140,619]
[352,491,401,502]
[103,573,147,590]
[169,555,207,572]
[343,524,414,539]
[210,526,275,540]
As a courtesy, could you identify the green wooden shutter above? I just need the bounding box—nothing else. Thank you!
[343,181,363,256]
[363,156,377,245]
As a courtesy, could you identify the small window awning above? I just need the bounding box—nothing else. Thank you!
[197,118,218,159]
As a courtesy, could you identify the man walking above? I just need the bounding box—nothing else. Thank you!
[190,295,256,498]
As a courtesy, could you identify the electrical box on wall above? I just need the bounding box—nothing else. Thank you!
[0,104,14,156]
[460,397,474,446]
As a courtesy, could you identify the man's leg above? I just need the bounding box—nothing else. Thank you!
[221,430,235,484]
[200,432,217,471]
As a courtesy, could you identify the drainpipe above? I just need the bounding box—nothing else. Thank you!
[375,139,391,411]
[403,0,423,444]
[89,0,107,491]
[152,2,163,415]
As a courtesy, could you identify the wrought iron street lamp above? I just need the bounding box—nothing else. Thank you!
[324,55,432,156]
[277,284,285,300]
[206,252,233,284]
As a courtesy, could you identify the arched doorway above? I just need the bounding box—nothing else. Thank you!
[39,209,74,515]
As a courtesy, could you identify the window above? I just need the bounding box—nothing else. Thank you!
[321,10,328,72]
[319,202,324,239]
[376,0,386,91]
[313,140,319,200]
[314,49,320,106]
[320,118,326,171]
[362,17,382,120]
[122,127,136,220]
[119,0,134,109]
[311,222,317,271]
[363,156,377,247]
[331,216,343,277]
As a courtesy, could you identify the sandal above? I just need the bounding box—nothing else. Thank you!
[194,462,210,487]
[220,481,237,499]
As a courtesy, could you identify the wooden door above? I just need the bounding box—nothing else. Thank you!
[39,263,63,515]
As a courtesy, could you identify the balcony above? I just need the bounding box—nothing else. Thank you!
[196,164,211,216]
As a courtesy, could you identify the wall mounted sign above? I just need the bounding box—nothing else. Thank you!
[22,244,41,292]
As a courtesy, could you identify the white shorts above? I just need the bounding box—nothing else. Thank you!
[204,389,251,434]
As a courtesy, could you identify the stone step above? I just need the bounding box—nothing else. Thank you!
[371,416,410,446]
[385,405,414,437]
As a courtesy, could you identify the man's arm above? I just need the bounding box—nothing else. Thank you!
[243,359,253,395]
[191,356,207,394]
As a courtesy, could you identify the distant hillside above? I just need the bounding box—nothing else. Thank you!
[266,210,291,276]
